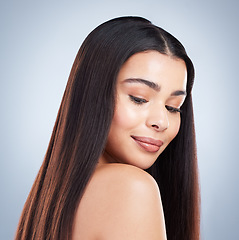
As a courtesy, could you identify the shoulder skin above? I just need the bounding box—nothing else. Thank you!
[73,163,167,240]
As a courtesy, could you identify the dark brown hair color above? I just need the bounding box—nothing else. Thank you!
[15,16,200,240]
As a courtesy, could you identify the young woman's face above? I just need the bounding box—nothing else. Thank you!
[100,51,187,169]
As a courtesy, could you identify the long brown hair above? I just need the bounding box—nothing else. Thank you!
[15,16,200,240]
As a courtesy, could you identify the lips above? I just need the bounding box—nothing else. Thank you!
[131,136,163,153]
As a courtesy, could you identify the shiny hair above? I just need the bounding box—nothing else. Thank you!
[15,16,200,240]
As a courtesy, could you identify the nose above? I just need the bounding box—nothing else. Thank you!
[146,106,169,132]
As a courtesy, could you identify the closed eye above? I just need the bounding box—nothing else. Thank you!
[129,95,148,105]
[166,105,182,113]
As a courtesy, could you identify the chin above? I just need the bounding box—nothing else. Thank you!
[126,157,158,170]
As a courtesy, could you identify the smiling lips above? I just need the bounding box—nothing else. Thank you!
[131,136,163,153]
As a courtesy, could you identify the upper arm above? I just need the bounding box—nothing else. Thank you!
[93,164,167,240]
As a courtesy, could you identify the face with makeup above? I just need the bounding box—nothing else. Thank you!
[99,50,187,169]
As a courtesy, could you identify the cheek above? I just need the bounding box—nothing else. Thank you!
[112,102,140,130]
[168,116,181,141]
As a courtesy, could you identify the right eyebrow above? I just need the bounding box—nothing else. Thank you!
[171,90,187,97]
[123,78,161,92]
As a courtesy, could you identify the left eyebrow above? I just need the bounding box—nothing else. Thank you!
[123,78,186,96]
[123,78,161,91]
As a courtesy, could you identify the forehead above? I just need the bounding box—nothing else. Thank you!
[117,51,187,91]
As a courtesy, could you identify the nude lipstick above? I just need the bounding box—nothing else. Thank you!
[131,136,163,153]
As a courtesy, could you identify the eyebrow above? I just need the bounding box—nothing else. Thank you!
[123,78,187,96]
[124,78,161,91]
[171,90,187,96]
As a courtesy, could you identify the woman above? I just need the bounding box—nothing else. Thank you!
[15,16,200,239]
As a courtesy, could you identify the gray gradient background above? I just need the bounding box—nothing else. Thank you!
[1,0,238,239]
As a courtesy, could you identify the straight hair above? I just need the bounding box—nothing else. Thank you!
[15,16,200,240]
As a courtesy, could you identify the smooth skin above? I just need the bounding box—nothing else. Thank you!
[73,51,187,239]
[100,50,187,169]
[73,164,166,240]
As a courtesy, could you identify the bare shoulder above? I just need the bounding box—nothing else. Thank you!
[73,164,167,240]
[96,163,160,191]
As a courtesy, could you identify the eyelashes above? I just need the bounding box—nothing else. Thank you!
[165,106,182,113]
[129,95,182,113]
[129,95,148,104]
